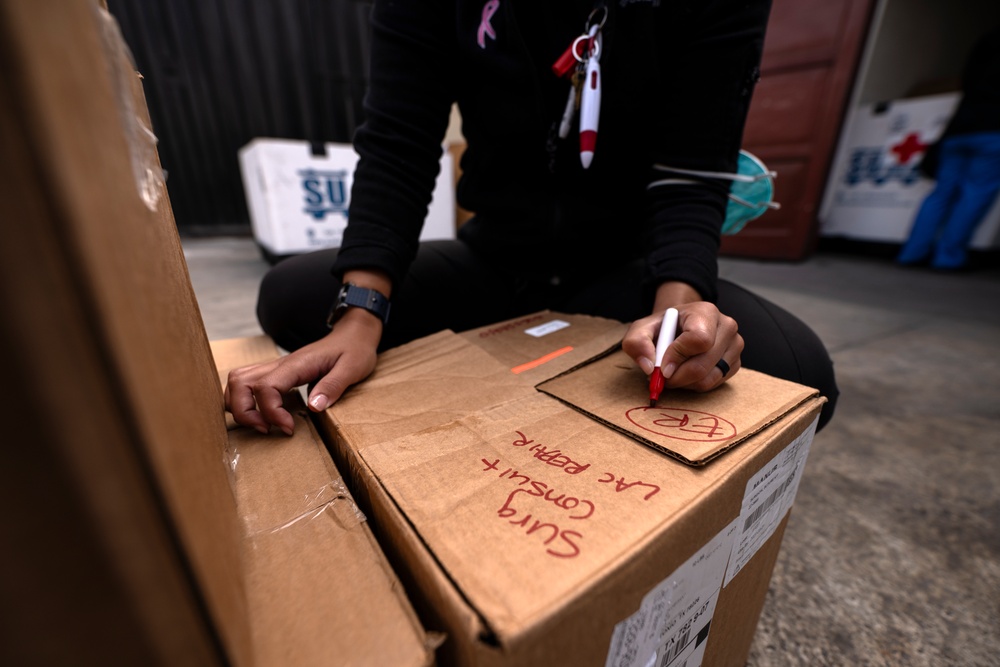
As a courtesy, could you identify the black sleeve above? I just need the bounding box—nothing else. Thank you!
[331,0,456,288]
[642,0,771,302]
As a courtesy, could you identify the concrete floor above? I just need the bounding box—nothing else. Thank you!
[183,236,1000,667]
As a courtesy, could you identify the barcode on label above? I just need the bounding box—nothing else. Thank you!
[659,627,691,667]
[743,473,794,532]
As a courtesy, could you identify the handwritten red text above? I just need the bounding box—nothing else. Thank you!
[511,431,591,474]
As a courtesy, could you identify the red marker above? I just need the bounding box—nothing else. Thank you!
[648,308,679,407]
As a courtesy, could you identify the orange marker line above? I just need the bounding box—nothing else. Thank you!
[510,346,574,375]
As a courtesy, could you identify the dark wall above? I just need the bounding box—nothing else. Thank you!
[108,0,373,233]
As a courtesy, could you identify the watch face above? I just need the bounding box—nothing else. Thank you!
[327,284,352,329]
[328,282,389,327]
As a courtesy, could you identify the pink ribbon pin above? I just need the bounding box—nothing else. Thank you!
[477,0,500,49]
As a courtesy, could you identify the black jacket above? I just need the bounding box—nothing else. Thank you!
[943,26,1000,139]
[334,0,771,303]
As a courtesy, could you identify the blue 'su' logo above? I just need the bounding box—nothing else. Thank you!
[299,169,350,220]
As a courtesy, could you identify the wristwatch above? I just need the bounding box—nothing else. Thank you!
[326,282,391,328]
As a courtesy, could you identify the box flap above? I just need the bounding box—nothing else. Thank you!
[459,311,629,384]
[212,337,433,667]
[333,330,534,448]
[537,349,819,466]
[0,0,248,661]
[228,403,433,667]
[211,336,282,430]
[323,313,823,655]
[211,335,281,381]
[356,391,716,640]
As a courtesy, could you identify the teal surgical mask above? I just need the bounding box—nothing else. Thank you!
[648,150,780,235]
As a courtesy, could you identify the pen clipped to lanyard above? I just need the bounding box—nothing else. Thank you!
[551,5,607,169]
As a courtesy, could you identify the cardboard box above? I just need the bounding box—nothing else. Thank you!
[821,93,1000,249]
[0,2,431,665]
[212,338,436,667]
[239,138,457,257]
[316,312,825,667]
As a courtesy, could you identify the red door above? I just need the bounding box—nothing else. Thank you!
[722,0,876,260]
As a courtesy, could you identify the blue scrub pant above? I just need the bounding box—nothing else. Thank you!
[898,131,1000,269]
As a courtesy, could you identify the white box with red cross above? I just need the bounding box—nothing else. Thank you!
[820,92,1000,249]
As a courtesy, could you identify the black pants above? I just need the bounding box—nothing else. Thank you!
[258,240,838,429]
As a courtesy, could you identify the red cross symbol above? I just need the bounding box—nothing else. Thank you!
[890,133,928,164]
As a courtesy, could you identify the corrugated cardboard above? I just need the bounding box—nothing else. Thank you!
[317,313,825,667]
[212,339,435,667]
[0,2,430,665]
[537,348,818,466]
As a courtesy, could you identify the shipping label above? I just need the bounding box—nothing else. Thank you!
[724,416,818,586]
[525,319,571,337]
[603,520,737,667]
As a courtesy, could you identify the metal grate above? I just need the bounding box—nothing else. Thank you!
[108,0,373,233]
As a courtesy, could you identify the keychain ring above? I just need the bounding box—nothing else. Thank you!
[572,32,600,62]
[586,6,608,32]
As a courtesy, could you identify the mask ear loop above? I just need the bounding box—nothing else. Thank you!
[647,152,782,237]
[646,176,781,211]
[650,163,777,184]
[728,192,781,211]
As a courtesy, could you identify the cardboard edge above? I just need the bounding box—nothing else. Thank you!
[701,399,826,666]
[311,319,828,664]
[690,393,825,466]
[459,311,630,384]
[234,403,433,667]
[315,411,500,666]
[532,340,623,386]
[476,396,828,662]
[212,337,434,667]
[707,513,791,667]
[378,397,828,665]
[210,336,283,431]
[210,335,281,376]
[571,398,825,665]
[536,351,823,467]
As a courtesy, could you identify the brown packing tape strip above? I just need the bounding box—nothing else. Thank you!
[95,5,165,211]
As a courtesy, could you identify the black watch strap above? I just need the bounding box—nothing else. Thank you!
[327,283,391,328]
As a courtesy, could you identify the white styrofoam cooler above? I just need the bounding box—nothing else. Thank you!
[239,138,456,256]
[820,93,1000,249]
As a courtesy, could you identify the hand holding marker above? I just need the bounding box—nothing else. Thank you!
[647,308,679,407]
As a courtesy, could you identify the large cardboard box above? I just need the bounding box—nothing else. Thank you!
[0,2,431,665]
[820,93,1000,249]
[316,313,825,667]
[239,138,457,257]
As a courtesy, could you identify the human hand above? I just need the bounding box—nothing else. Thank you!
[224,308,381,435]
[622,301,743,392]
